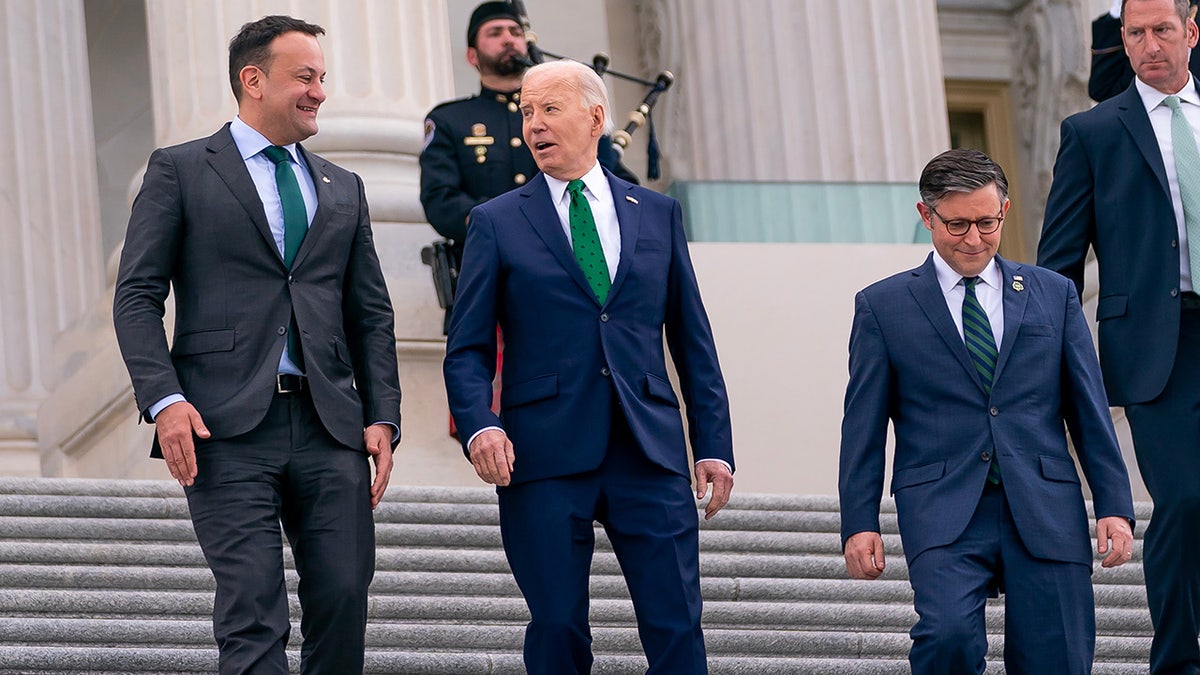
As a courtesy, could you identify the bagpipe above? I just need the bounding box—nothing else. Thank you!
[509,0,674,181]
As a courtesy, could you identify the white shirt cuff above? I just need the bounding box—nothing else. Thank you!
[696,458,732,473]
[467,426,505,450]
[148,394,186,421]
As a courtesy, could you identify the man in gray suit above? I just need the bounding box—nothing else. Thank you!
[113,15,401,675]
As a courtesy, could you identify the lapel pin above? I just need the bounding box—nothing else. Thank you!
[625,195,639,204]
[322,176,331,183]
[1012,275,1024,292]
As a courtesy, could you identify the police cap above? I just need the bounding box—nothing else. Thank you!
[468,2,521,48]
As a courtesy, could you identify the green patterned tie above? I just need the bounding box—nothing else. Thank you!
[567,179,611,304]
[262,145,307,367]
[1165,95,1200,286]
[964,277,1001,485]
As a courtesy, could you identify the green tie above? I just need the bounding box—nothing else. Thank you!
[262,145,308,268]
[567,179,611,304]
[1164,95,1200,286]
[964,277,1001,485]
[262,145,307,368]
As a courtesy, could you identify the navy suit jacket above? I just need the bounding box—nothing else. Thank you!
[1040,81,1188,406]
[443,169,734,485]
[839,255,1134,566]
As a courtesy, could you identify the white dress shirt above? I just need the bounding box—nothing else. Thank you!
[931,252,1005,351]
[1135,74,1200,291]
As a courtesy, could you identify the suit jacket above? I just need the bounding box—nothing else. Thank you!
[443,169,733,485]
[839,255,1134,566]
[113,123,401,455]
[1039,81,1188,406]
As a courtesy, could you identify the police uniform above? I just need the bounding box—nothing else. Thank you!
[420,84,537,246]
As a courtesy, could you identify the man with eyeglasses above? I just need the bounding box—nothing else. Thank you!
[840,148,1135,674]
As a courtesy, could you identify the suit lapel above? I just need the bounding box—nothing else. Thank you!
[291,144,333,270]
[908,254,987,394]
[519,174,598,302]
[992,257,1028,383]
[1116,83,1171,200]
[607,170,640,303]
[205,125,282,266]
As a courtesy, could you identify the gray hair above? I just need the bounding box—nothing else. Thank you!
[1122,0,1191,25]
[522,59,614,135]
[918,148,1009,206]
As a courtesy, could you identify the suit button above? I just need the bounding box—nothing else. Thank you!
[510,137,522,148]
[1173,239,1179,249]
[288,275,296,285]
[600,313,609,322]
[277,326,287,335]
[989,407,999,416]
[981,451,991,462]
[601,367,611,377]
[1172,288,1180,297]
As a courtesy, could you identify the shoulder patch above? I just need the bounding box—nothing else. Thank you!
[423,118,436,151]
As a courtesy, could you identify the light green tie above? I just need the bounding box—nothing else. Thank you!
[567,179,611,304]
[1164,95,1200,286]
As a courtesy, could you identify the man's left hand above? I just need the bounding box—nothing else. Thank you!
[365,424,394,509]
[1096,515,1135,568]
[695,461,734,520]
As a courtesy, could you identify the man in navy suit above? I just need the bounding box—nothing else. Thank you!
[1040,1,1200,671]
[443,59,734,674]
[841,149,1135,674]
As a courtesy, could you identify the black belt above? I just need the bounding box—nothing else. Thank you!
[1183,291,1200,312]
[275,374,307,395]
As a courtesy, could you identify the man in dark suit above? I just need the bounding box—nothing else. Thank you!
[1088,0,1200,102]
[842,149,1135,673]
[442,59,734,674]
[1040,1,1200,671]
[112,15,401,675]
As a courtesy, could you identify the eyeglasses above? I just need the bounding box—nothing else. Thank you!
[924,202,1004,236]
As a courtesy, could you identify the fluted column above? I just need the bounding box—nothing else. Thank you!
[640,0,949,183]
[0,0,104,475]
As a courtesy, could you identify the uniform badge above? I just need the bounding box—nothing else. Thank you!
[423,118,436,150]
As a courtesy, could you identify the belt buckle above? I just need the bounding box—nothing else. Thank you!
[276,374,304,394]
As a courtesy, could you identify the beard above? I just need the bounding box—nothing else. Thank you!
[477,50,528,78]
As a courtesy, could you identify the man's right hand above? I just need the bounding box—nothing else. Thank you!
[843,531,886,580]
[468,429,515,486]
[155,401,209,487]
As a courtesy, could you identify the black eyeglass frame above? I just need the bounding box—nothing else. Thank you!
[924,202,1005,236]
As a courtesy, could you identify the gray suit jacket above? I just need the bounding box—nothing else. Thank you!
[113,123,401,455]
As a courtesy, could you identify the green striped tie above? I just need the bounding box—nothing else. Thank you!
[262,145,307,368]
[1164,95,1200,287]
[964,277,1001,484]
[567,179,611,304]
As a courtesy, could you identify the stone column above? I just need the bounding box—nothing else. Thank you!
[42,0,478,483]
[638,0,950,184]
[0,0,104,475]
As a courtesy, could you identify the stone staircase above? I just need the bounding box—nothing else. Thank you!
[0,477,1152,674]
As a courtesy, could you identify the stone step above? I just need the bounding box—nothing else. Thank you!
[0,477,1156,672]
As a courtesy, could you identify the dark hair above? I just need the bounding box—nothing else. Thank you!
[919,148,1009,206]
[228,15,324,102]
[1121,0,1192,24]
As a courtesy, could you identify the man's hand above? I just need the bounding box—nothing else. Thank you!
[364,424,394,509]
[844,531,886,580]
[694,461,734,520]
[469,429,515,486]
[1096,516,1135,568]
[155,401,209,487]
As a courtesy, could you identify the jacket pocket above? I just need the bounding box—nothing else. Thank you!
[1096,294,1128,321]
[1040,455,1081,484]
[502,374,558,408]
[891,461,945,491]
[333,336,352,366]
[172,329,235,357]
[645,373,680,408]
